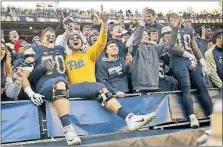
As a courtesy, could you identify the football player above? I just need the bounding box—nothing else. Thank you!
[29,27,81,146]
[169,13,213,128]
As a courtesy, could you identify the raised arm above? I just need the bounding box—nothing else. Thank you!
[88,10,108,61]
[157,13,180,57]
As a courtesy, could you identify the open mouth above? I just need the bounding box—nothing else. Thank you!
[49,40,54,43]
[13,35,17,38]
[73,42,79,46]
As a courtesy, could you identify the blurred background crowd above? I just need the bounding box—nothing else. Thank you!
[1,5,222,20]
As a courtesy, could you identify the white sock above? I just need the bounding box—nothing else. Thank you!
[125,113,134,122]
[189,114,196,120]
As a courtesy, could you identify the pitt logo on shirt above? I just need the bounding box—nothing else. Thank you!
[67,60,85,70]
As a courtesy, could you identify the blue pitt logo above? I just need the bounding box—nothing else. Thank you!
[67,60,85,70]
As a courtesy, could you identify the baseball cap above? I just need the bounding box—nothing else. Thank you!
[161,26,172,37]
[14,39,26,53]
[63,16,75,24]
[32,36,41,43]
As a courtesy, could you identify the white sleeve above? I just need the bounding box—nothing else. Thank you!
[55,35,66,47]
[126,33,134,48]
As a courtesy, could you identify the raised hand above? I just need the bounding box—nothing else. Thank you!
[169,13,180,28]
[126,53,133,65]
[141,7,149,22]
[15,67,24,82]
[41,58,55,72]
[100,5,108,23]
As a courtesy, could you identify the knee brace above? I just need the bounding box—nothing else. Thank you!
[52,84,69,101]
[98,91,113,106]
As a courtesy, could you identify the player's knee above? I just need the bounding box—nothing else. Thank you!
[98,91,114,107]
[56,82,66,89]
[52,82,69,102]
[101,88,109,93]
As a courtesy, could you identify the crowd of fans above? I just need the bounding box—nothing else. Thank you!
[1,6,222,146]
[1,5,222,20]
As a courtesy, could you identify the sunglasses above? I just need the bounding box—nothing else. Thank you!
[19,42,29,49]
[69,35,81,40]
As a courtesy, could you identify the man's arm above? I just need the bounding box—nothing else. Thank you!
[4,76,22,100]
[157,26,178,57]
[55,35,66,47]
[191,36,204,61]
[79,31,88,45]
[132,23,144,45]
[172,45,196,59]
[96,65,119,95]
[204,50,222,88]
[126,33,134,48]
[128,22,144,56]
[89,13,108,61]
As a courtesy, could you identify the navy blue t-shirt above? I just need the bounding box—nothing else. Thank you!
[30,45,66,89]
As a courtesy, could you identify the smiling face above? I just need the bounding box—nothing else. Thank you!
[42,31,56,49]
[9,30,19,43]
[68,34,83,51]
[106,42,119,57]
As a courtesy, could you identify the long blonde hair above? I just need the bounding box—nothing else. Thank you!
[1,41,12,77]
